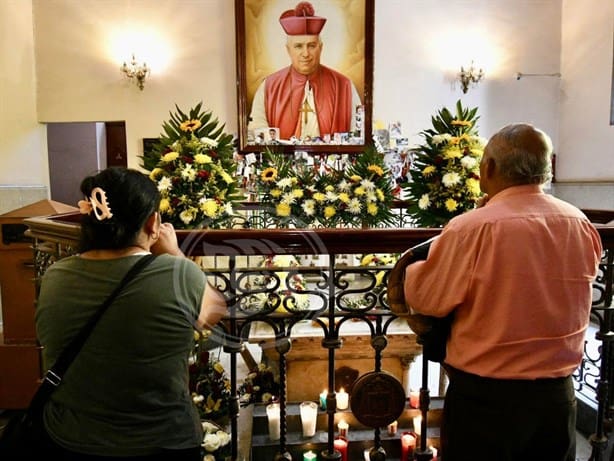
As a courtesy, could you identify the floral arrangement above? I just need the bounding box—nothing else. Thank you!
[402,100,485,227]
[143,102,243,229]
[189,334,231,424]
[242,255,310,312]
[238,362,280,407]
[257,146,396,228]
[201,420,231,461]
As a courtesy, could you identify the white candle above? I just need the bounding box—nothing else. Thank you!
[409,390,420,408]
[266,403,280,441]
[338,419,349,437]
[413,415,422,436]
[300,401,318,437]
[337,388,349,410]
[364,448,371,461]
[387,420,398,436]
[430,446,438,460]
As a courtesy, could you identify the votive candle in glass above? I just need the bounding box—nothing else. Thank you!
[338,419,349,438]
[303,450,317,461]
[300,401,318,437]
[387,420,398,436]
[400,432,416,461]
[409,389,420,408]
[319,390,327,410]
[266,403,280,441]
[334,437,348,461]
[336,388,349,410]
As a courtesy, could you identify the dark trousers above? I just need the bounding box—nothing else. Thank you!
[40,426,202,461]
[441,365,576,461]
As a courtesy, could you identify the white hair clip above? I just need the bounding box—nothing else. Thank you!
[77,187,114,221]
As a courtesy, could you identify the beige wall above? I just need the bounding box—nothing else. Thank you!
[0,0,48,186]
[0,0,612,194]
[559,0,614,182]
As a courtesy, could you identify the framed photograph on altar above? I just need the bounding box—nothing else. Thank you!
[235,0,374,154]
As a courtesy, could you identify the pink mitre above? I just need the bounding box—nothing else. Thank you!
[279,1,327,36]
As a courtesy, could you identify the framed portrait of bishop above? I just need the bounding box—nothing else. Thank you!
[235,0,374,154]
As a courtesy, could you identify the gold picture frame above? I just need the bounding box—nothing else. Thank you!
[235,0,374,154]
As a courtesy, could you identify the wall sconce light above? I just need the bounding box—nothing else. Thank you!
[120,54,150,90]
[458,61,484,93]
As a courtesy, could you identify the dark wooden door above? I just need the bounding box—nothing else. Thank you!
[106,121,127,167]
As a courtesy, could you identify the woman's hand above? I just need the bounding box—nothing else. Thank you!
[151,222,185,256]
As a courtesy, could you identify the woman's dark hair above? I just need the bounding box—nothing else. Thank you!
[78,167,160,252]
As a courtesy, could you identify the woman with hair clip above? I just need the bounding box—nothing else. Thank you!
[35,167,227,460]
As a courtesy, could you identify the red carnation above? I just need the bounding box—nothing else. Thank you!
[294,1,315,17]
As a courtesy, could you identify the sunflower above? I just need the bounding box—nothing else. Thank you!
[261,167,278,182]
[179,119,202,132]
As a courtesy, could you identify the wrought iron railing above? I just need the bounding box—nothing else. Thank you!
[23,207,614,460]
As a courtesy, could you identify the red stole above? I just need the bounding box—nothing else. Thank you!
[264,65,354,139]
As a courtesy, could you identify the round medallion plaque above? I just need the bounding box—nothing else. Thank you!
[349,371,406,428]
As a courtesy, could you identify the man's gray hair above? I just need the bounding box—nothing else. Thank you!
[488,123,553,185]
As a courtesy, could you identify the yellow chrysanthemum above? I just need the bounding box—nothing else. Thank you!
[354,186,366,196]
[444,147,463,159]
[162,151,179,162]
[194,153,212,164]
[149,167,164,180]
[422,165,436,176]
[338,192,350,203]
[367,203,378,216]
[324,206,336,219]
[261,167,278,182]
[313,192,326,202]
[376,189,385,201]
[325,185,334,192]
[276,202,291,217]
[159,198,171,213]
[367,165,384,176]
[292,189,304,198]
[271,189,282,198]
[179,119,202,132]
[201,199,219,217]
[466,178,481,195]
[445,198,458,212]
[350,175,362,182]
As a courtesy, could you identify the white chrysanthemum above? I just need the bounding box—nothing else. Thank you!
[432,133,452,145]
[302,199,316,216]
[200,137,218,148]
[325,190,338,201]
[276,178,293,189]
[442,172,461,187]
[181,164,196,181]
[203,433,221,452]
[157,176,173,192]
[461,155,477,169]
[366,193,377,203]
[216,430,231,447]
[360,179,375,191]
[224,202,234,215]
[337,180,351,192]
[348,198,362,214]
[418,194,431,210]
[281,192,296,205]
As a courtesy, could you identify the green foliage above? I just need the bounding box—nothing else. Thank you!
[145,102,244,228]
[402,100,485,227]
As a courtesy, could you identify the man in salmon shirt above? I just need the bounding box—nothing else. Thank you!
[404,123,603,461]
[248,1,361,142]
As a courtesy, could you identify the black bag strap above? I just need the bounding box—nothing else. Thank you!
[29,254,157,410]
